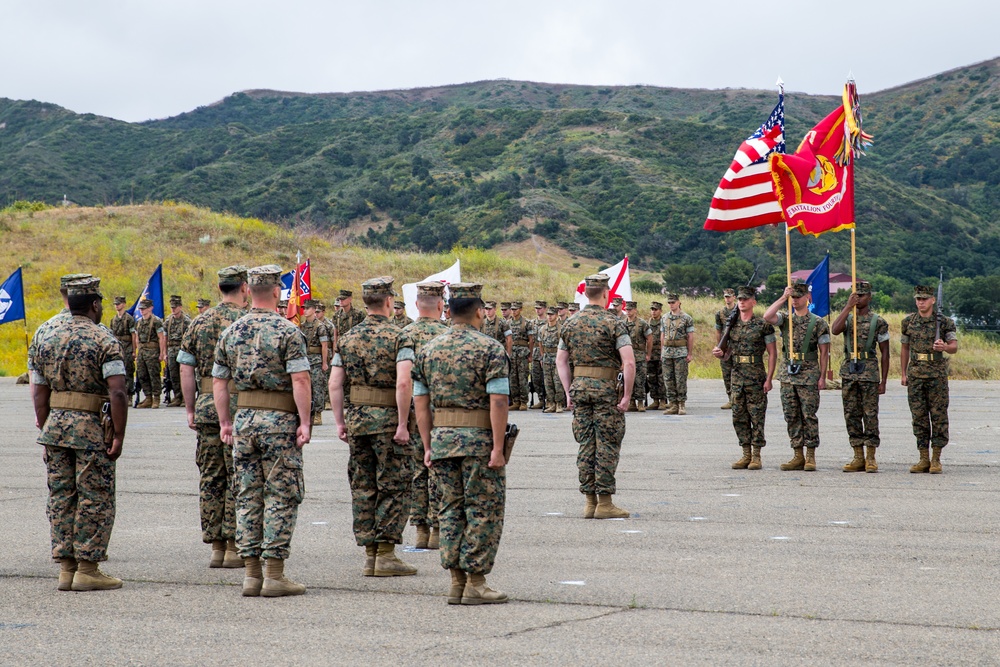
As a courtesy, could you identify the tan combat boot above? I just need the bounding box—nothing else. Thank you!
[223,539,243,568]
[58,557,77,592]
[594,494,630,519]
[169,396,183,407]
[363,544,377,577]
[865,446,878,473]
[731,446,752,470]
[461,573,508,605]
[415,525,430,549]
[804,447,817,472]
[543,402,555,414]
[584,493,597,519]
[555,404,564,414]
[71,560,123,591]
[663,402,678,415]
[152,395,160,409]
[677,402,686,415]
[637,400,646,413]
[721,398,732,410]
[627,401,637,412]
[374,543,417,577]
[910,448,931,473]
[312,412,323,426]
[530,398,543,410]
[749,446,763,470]
[930,447,943,474]
[780,447,805,471]
[448,569,467,605]
[243,557,263,596]
[136,396,152,409]
[843,446,866,472]
[649,400,660,410]
[518,403,528,411]
[261,558,306,597]
[209,539,226,568]
[428,527,440,550]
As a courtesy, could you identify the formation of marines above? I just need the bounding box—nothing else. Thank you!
[27,265,959,602]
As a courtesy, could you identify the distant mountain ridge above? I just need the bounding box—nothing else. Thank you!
[1,57,998,285]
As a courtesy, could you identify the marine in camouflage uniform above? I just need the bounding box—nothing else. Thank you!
[391,302,414,328]
[507,302,535,411]
[660,293,695,415]
[317,302,336,410]
[401,281,450,549]
[331,277,418,577]
[536,307,564,413]
[714,286,777,471]
[300,299,330,425]
[134,298,166,409]
[901,284,958,474]
[556,274,636,520]
[715,289,738,409]
[110,296,137,397]
[32,276,128,591]
[624,301,652,412]
[178,266,248,568]
[213,264,312,597]
[830,281,890,473]
[646,302,664,409]
[165,295,191,407]
[333,288,367,337]
[480,300,512,355]
[763,282,830,472]
[197,298,212,315]
[412,282,510,605]
[529,300,548,409]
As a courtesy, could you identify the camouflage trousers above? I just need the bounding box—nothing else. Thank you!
[135,349,161,397]
[307,354,326,415]
[122,345,135,395]
[542,359,565,407]
[647,358,664,402]
[842,379,881,449]
[45,446,116,563]
[432,455,505,575]
[780,382,820,448]
[532,357,545,403]
[720,356,734,399]
[408,432,439,528]
[196,423,236,543]
[348,431,411,545]
[632,357,647,405]
[732,381,768,448]
[166,346,183,401]
[662,356,689,403]
[571,386,626,495]
[233,430,303,560]
[907,376,949,449]
[509,348,530,406]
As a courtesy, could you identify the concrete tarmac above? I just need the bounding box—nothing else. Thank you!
[2,378,999,666]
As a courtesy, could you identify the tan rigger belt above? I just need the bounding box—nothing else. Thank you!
[140,342,160,350]
[237,390,296,413]
[434,408,492,428]
[350,386,397,407]
[663,339,687,347]
[573,366,618,381]
[49,391,108,413]
[200,377,237,395]
[307,346,323,354]
[912,352,943,362]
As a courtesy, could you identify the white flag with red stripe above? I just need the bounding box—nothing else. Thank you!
[704,92,785,231]
[575,256,631,308]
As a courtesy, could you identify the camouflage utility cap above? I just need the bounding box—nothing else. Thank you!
[169,295,183,307]
[650,301,663,309]
[339,289,353,298]
[139,298,154,309]
[737,286,756,299]
[302,299,318,308]
[584,274,610,288]
[113,295,126,305]
[666,293,679,302]
[278,300,289,309]
[392,302,404,310]
[484,300,496,309]
[625,301,637,309]
[534,300,547,309]
[361,276,394,297]
[723,288,735,297]
[449,282,483,300]
[568,303,580,311]
[218,265,248,285]
[914,285,934,298]
[416,281,446,297]
[500,301,511,309]
[856,280,872,295]
[611,296,623,305]
[248,265,283,286]
[546,306,557,315]
[316,302,327,312]
[60,273,92,288]
[557,301,569,310]
[790,281,810,298]
[66,277,102,297]
[197,298,211,307]
[511,301,523,309]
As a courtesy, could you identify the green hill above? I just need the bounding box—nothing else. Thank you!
[1,58,998,285]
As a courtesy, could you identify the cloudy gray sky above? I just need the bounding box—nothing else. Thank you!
[4,0,997,122]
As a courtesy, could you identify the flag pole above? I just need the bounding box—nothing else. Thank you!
[19,266,30,365]
[851,229,858,363]
[785,226,794,360]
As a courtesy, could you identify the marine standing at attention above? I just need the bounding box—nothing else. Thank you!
[401,281,450,550]
[300,299,330,426]
[134,298,166,409]
[392,301,414,328]
[110,296,138,398]
[330,277,418,578]
[480,300,512,356]
[530,300,548,409]
[507,302,535,411]
[556,274,635,520]
[32,276,128,591]
[900,284,958,474]
[715,288,738,409]
[713,286,776,471]
[660,293,695,416]
[178,266,250,570]
[197,298,212,315]
[334,288,366,336]
[624,301,652,412]
[412,282,510,605]
[830,281,890,473]
[763,281,830,472]
[213,265,312,598]
[165,295,191,407]
[536,306,564,413]
[646,301,664,410]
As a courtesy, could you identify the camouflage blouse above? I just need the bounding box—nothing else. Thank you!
[536,321,562,363]
[900,313,957,379]
[559,305,630,399]
[333,314,415,435]
[412,323,509,459]
[660,311,695,359]
[839,312,890,382]
[626,317,652,358]
[480,315,511,347]
[773,311,830,385]
[333,306,366,339]
[165,312,191,346]
[727,314,776,386]
[136,314,165,345]
[110,312,136,348]
[178,302,246,424]
[508,315,535,353]
[33,315,126,450]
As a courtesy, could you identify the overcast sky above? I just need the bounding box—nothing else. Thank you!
[4,0,997,123]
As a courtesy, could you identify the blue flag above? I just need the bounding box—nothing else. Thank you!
[0,267,26,325]
[806,254,830,317]
[128,264,164,320]
[280,271,293,301]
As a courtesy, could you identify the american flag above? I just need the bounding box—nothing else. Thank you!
[704,93,785,231]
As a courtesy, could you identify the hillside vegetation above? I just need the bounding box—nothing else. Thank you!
[1,204,997,380]
[0,59,998,287]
